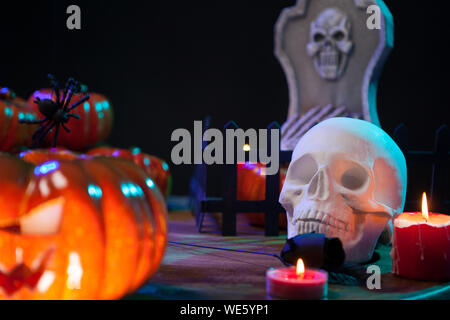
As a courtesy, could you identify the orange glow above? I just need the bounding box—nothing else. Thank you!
[66,252,83,290]
[296,259,305,277]
[0,149,168,300]
[422,193,429,221]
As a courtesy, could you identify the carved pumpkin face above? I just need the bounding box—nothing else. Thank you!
[0,149,167,299]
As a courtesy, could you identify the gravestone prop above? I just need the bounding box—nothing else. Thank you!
[275,0,394,150]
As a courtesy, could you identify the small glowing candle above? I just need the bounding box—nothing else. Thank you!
[266,258,328,300]
[392,193,450,281]
[422,192,429,221]
[296,259,305,280]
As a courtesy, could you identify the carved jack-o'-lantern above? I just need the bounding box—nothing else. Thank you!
[0,149,167,299]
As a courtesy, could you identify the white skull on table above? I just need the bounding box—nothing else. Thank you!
[279,118,407,263]
[307,8,354,80]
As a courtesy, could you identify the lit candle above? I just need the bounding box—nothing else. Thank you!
[266,259,328,300]
[243,144,251,152]
[392,193,450,281]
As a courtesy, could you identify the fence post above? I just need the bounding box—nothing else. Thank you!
[264,122,281,236]
[431,125,450,212]
[191,117,210,232]
[393,123,409,153]
[222,121,239,236]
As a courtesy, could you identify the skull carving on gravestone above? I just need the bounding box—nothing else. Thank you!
[307,8,354,80]
[279,118,407,263]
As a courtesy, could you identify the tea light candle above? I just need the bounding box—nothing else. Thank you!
[266,259,328,300]
[392,193,450,281]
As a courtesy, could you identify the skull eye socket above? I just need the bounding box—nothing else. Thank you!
[332,30,345,41]
[340,165,369,191]
[332,30,346,41]
[313,33,326,42]
[289,154,318,185]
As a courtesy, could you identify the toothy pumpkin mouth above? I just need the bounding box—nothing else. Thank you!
[0,248,54,296]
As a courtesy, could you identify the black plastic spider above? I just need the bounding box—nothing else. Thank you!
[19,74,90,148]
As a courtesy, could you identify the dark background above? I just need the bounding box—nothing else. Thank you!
[1,0,449,203]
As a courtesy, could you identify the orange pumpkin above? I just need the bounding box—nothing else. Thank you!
[88,147,172,198]
[0,88,38,152]
[27,89,113,150]
[0,149,167,299]
[237,162,288,229]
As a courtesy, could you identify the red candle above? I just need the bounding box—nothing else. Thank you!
[266,259,328,300]
[392,193,450,281]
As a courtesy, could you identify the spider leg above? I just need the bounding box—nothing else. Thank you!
[68,114,81,120]
[61,78,74,108]
[34,122,57,147]
[67,94,90,112]
[19,117,48,125]
[53,123,61,148]
[48,74,61,105]
[63,79,80,111]
[62,123,71,133]
[32,120,52,141]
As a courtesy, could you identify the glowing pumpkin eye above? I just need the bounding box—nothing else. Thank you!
[20,197,65,236]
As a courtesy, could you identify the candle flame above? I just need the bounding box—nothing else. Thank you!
[296,259,305,276]
[422,192,429,221]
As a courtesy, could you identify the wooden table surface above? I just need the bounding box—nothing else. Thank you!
[129,209,450,300]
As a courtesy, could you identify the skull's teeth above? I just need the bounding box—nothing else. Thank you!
[294,210,351,234]
[298,221,322,234]
[297,221,349,237]
[320,52,338,67]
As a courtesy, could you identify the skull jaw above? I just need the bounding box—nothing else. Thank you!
[287,199,390,263]
[343,214,390,263]
[312,50,348,81]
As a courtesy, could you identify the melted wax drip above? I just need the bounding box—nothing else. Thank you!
[417,224,425,261]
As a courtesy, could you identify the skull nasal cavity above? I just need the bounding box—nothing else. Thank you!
[308,170,329,200]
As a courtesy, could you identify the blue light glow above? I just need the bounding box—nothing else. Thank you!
[146,179,155,189]
[102,101,110,110]
[34,161,60,176]
[162,162,169,171]
[132,147,141,155]
[121,183,144,198]
[88,185,103,199]
[95,102,102,112]
[243,162,258,170]
[121,184,130,196]
[4,107,13,117]
[129,184,138,194]
[84,102,90,113]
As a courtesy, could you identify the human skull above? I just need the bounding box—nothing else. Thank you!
[279,118,407,263]
[307,8,354,80]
